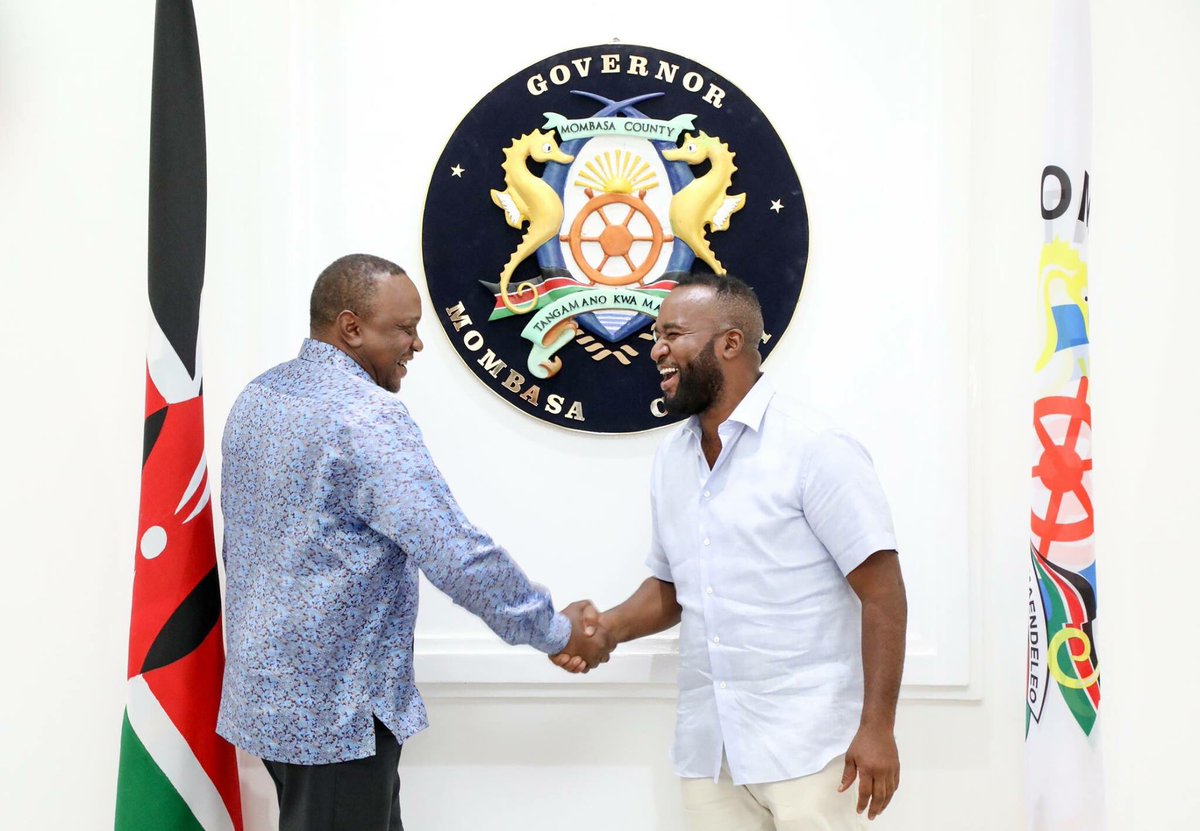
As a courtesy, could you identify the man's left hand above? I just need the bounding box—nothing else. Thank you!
[838,724,900,821]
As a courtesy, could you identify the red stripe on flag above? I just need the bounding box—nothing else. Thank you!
[128,396,214,678]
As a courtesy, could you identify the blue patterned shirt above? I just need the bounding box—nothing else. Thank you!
[216,339,570,764]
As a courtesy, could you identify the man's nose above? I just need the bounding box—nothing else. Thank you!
[650,338,666,362]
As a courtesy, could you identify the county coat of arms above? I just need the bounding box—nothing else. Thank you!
[423,44,808,433]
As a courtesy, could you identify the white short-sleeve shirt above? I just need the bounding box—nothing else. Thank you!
[647,375,897,785]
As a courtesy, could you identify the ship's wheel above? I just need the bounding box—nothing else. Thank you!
[1031,377,1094,549]
[562,189,671,286]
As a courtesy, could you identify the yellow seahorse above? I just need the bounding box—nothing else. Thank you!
[1036,238,1089,374]
[662,131,746,274]
[490,129,574,313]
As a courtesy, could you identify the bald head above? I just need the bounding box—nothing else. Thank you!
[310,254,408,334]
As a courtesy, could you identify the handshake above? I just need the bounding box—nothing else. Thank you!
[551,599,618,673]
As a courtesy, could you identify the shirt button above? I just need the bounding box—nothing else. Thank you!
[703,538,710,546]
[703,490,711,498]
[706,587,713,595]
[719,682,727,689]
[712,636,720,644]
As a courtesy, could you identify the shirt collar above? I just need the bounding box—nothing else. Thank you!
[298,338,376,385]
[680,373,775,436]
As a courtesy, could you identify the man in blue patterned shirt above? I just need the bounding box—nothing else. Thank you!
[217,254,611,831]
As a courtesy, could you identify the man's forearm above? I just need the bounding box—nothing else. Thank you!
[860,595,906,728]
[603,577,681,644]
[842,567,906,821]
[848,551,907,728]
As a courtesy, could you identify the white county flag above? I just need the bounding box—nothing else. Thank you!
[1026,1,1103,829]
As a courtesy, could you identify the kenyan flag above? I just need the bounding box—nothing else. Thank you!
[114,2,242,829]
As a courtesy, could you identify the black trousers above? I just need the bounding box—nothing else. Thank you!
[263,718,404,831]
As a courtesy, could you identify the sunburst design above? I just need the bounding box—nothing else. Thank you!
[575,149,658,194]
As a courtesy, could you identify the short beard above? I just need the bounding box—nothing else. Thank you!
[665,337,724,416]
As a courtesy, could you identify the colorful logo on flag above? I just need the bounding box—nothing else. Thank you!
[422,44,808,433]
[1028,369,1100,737]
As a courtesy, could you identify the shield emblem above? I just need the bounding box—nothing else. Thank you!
[534,95,699,343]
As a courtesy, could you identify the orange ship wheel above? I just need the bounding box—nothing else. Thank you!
[563,190,669,286]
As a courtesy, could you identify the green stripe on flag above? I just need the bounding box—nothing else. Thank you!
[115,710,205,831]
[1032,560,1098,735]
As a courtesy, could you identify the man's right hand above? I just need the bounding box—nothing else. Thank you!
[552,600,615,672]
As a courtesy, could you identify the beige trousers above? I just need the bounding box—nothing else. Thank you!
[680,756,868,831]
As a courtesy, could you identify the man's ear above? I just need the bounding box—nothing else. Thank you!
[336,310,363,347]
[720,328,745,359]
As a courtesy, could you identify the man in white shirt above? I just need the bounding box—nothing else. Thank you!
[555,273,907,829]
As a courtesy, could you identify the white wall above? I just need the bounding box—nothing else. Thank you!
[2,1,1198,829]
[253,0,972,689]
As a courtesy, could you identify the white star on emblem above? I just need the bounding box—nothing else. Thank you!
[450,164,465,178]
[770,199,784,214]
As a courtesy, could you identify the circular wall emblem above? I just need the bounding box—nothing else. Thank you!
[423,43,808,433]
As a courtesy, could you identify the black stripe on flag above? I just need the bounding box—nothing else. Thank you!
[141,565,222,675]
[148,0,207,378]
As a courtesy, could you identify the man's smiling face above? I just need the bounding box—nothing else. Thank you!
[353,273,424,393]
[650,286,727,416]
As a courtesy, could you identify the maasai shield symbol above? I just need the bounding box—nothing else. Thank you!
[423,44,809,434]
